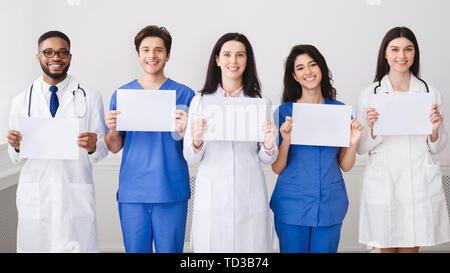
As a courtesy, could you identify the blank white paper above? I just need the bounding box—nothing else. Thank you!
[372,93,432,136]
[19,117,79,160]
[291,103,352,147]
[201,96,270,142]
[116,89,176,132]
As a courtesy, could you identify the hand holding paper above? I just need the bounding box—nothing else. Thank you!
[349,119,363,146]
[430,104,443,132]
[7,130,22,151]
[77,132,97,153]
[262,122,277,150]
[105,110,121,132]
[174,110,188,138]
[279,116,293,143]
[191,118,207,148]
[430,104,443,142]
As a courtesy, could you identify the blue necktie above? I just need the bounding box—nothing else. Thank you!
[49,85,59,118]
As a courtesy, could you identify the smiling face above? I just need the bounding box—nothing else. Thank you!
[292,53,322,91]
[385,37,415,74]
[37,37,72,82]
[215,40,247,83]
[138,36,170,76]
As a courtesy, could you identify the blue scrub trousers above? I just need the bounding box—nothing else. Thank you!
[118,201,188,253]
[274,217,342,253]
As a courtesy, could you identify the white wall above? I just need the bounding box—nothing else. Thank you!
[1,0,450,164]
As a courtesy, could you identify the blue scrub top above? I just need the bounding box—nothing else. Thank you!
[270,98,349,227]
[108,78,195,203]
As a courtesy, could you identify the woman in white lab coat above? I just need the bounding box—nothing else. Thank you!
[357,26,450,253]
[183,33,278,253]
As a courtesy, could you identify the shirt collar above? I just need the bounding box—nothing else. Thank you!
[218,84,243,98]
[41,74,71,94]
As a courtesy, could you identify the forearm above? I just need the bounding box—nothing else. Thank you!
[271,139,289,175]
[430,129,439,143]
[105,130,123,153]
[339,145,357,172]
[428,125,447,154]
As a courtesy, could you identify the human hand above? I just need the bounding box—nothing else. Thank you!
[262,122,278,150]
[173,110,188,138]
[78,132,97,153]
[430,104,443,133]
[7,130,22,152]
[105,110,121,132]
[279,116,293,143]
[366,107,378,139]
[191,118,207,148]
[350,119,363,146]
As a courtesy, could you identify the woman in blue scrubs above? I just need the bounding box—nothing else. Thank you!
[270,45,363,253]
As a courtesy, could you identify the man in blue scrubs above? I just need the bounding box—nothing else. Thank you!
[104,25,194,253]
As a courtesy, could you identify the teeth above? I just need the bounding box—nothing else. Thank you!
[145,60,158,64]
[228,67,238,71]
[305,77,315,81]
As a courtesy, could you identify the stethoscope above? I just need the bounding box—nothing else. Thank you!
[27,83,87,117]
[373,77,430,94]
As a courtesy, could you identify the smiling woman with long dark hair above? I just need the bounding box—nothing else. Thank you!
[356,26,449,253]
[183,32,278,253]
[271,44,362,253]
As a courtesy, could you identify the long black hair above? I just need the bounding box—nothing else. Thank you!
[200,33,262,98]
[281,44,336,103]
[374,26,420,82]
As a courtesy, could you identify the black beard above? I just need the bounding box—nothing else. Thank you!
[40,63,70,80]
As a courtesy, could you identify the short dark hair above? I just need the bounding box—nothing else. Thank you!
[281,44,336,103]
[38,31,71,49]
[374,26,420,82]
[134,25,172,55]
[200,32,262,98]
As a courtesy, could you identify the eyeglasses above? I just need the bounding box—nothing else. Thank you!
[39,49,70,58]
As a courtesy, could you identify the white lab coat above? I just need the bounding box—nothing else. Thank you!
[8,75,108,252]
[183,90,278,253]
[356,74,450,248]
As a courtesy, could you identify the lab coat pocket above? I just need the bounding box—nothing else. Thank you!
[362,151,388,204]
[16,182,40,220]
[68,183,96,219]
[424,163,443,201]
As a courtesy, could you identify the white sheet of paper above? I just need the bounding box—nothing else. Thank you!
[291,103,352,147]
[372,93,432,135]
[201,96,270,142]
[116,89,176,132]
[19,117,79,160]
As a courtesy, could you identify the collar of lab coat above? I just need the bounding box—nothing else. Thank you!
[380,73,427,94]
[31,74,80,118]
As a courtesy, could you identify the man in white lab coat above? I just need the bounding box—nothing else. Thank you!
[6,31,108,252]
